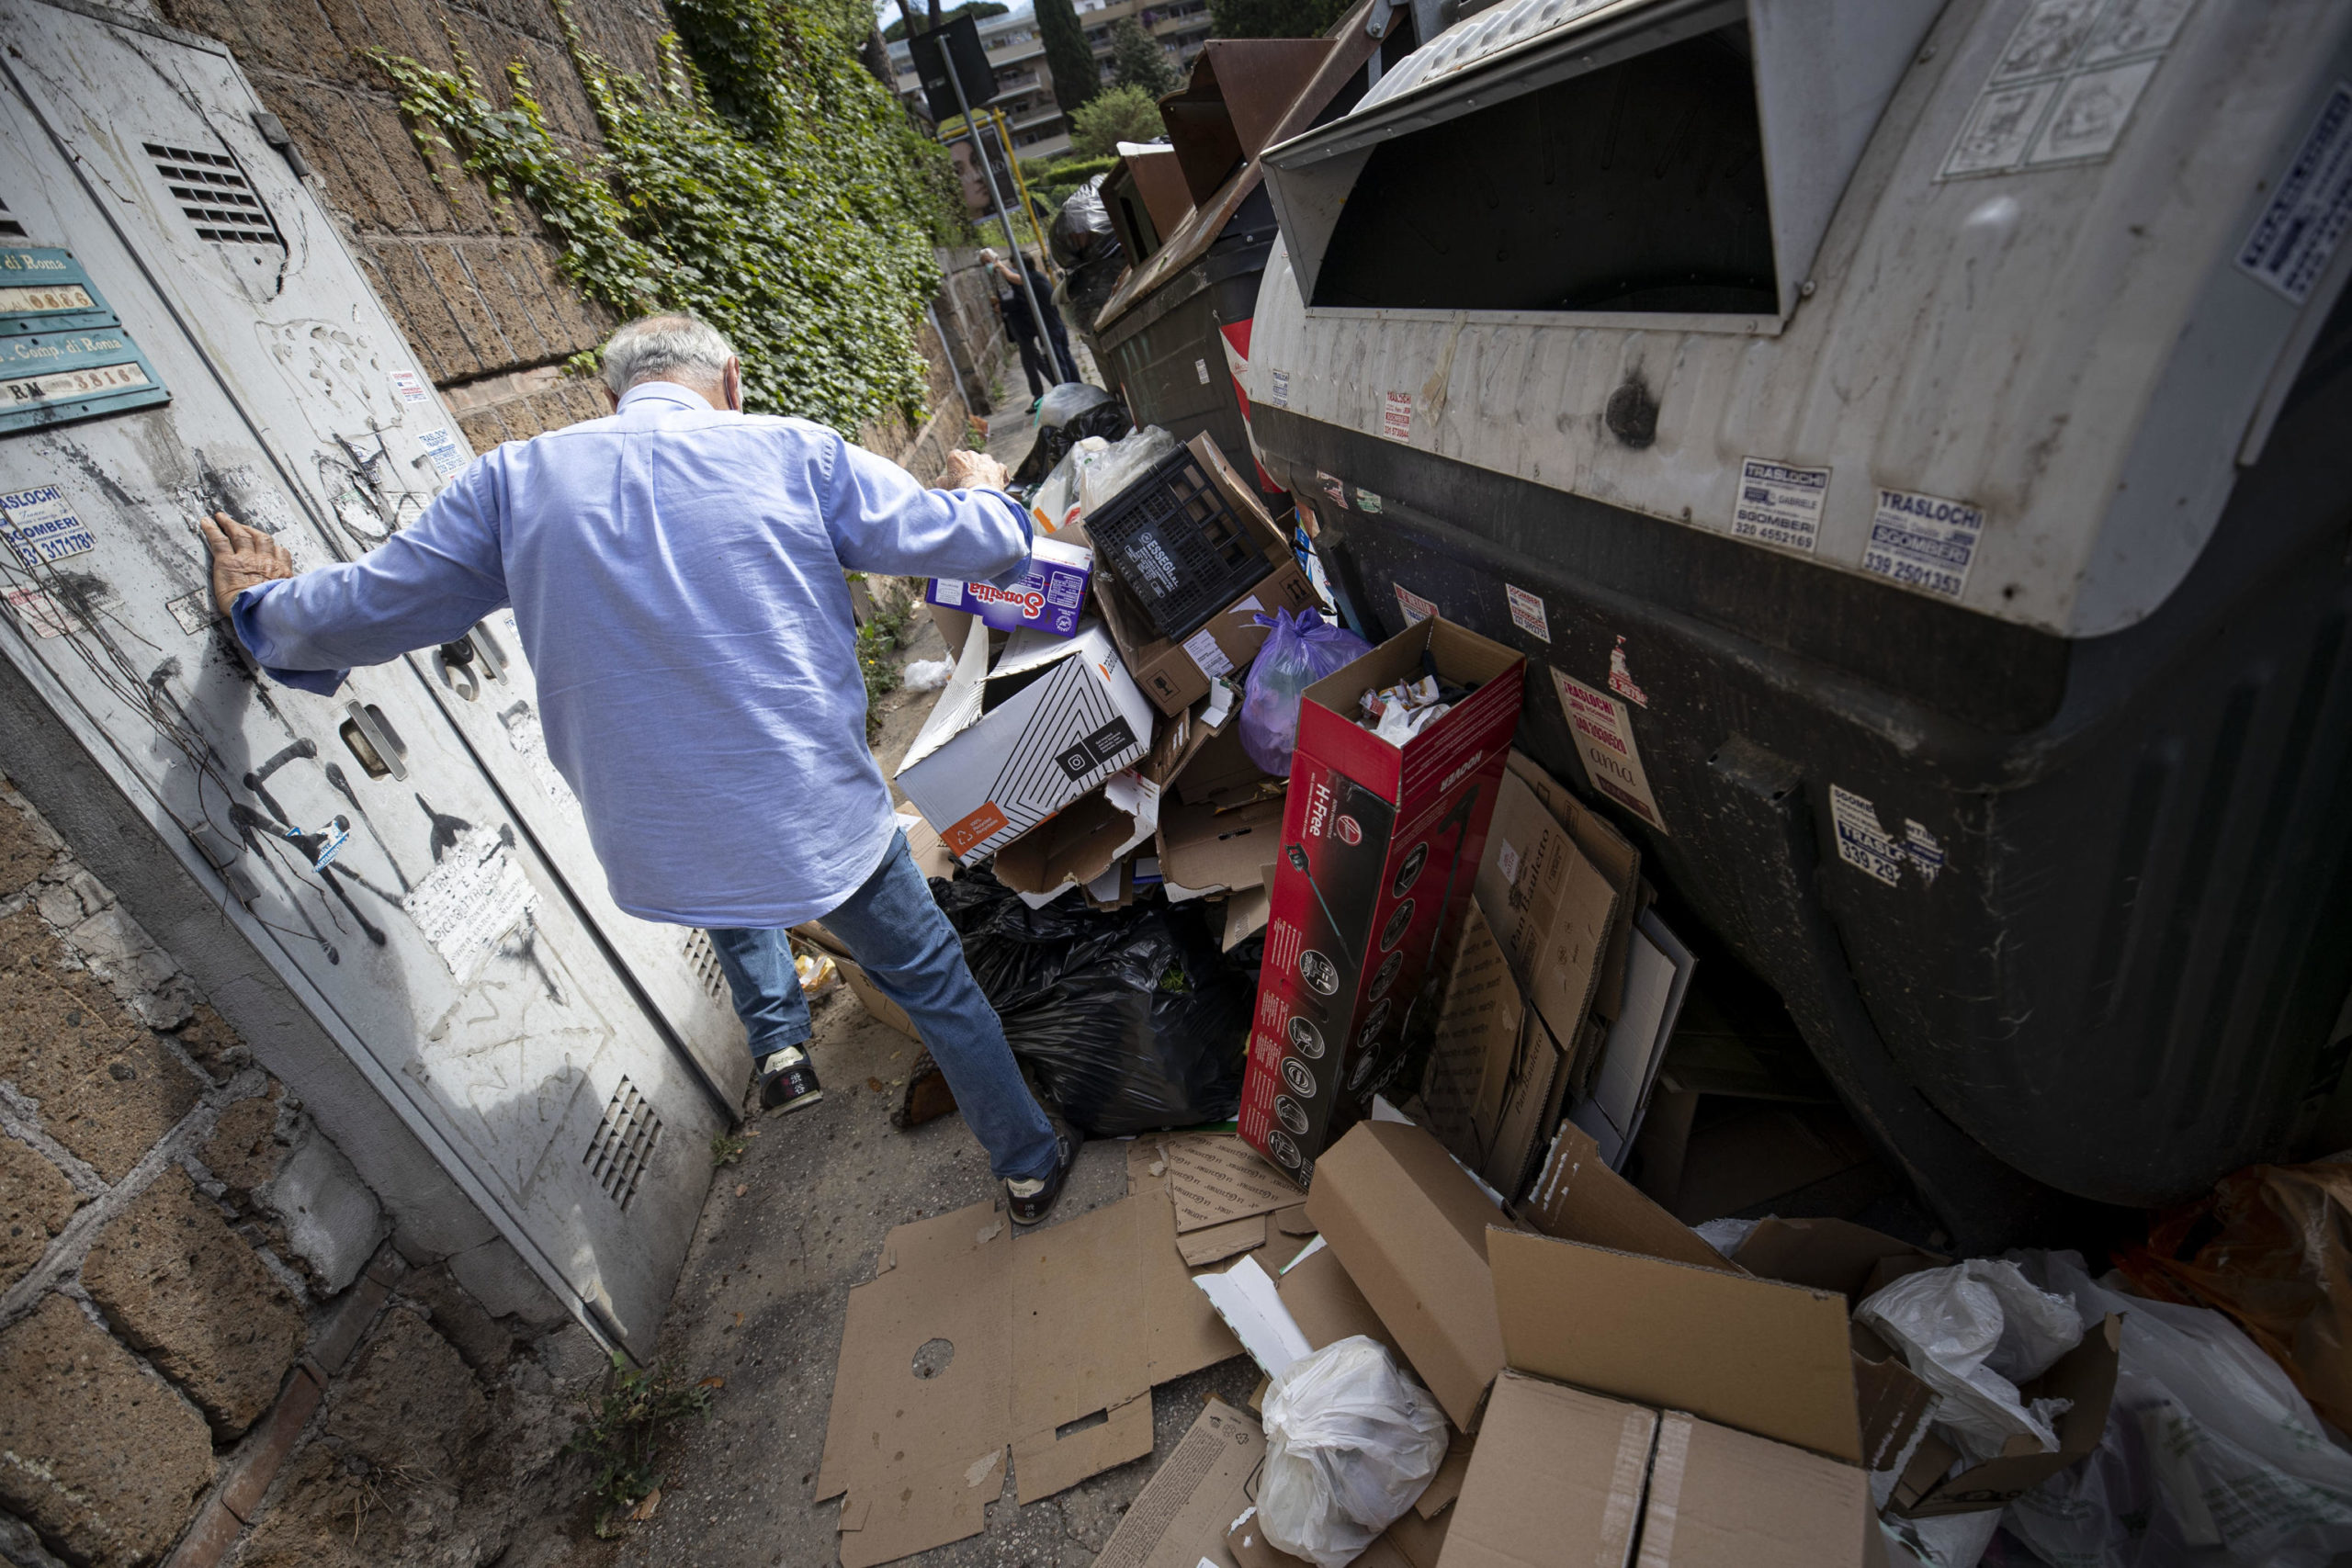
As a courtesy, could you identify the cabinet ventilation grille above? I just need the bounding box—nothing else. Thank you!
[682,929,728,1000]
[583,1077,662,1210]
[144,142,279,246]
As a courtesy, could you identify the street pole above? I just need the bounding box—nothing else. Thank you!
[944,54,1057,389]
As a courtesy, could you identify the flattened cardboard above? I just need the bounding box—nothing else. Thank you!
[1472,768,1617,1051]
[1159,793,1284,898]
[1639,1411,1873,1567]
[1092,1398,1266,1568]
[1487,1227,1862,1465]
[1421,904,1565,1199]
[1304,1120,1518,1430]
[1889,1314,2122,1517]
[1848,1322,1939,1473]
[1221,874,1273,952]
[819,1190,1240,1563]
[1436,1371,1654,1568]
[1178,1213,1268,1267]
[1567,913,1696,1168]
[1518,1122,1737,1275]
[1165,1134,1301,1232]
[894,620,1156,865]
[1505,750,1641,1020]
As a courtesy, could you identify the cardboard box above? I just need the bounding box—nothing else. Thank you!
[924,534,1093,639]
[894,620,1156,865]
[817,1190,1239,1565]
[1241,618,1526,1183]
[1159,794,1284,898]
[1505,750,1641,1020]
[1566,909,1695,1168]
[1435,1228,1877,1567]
[1091,1398,1268,1568]
[791,920,922,1042]
[1886,1314,2121,1518]
[1302,1119,1524,1430]
[1471,767,1618,1053]
[1174,724,1273,807]
[1093,506,1321,716]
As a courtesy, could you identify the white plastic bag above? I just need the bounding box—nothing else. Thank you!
[2003,1249,2352,1568]
[1259,1336,1449,1568]
[900,657,955,692]
[1077,424,1182,516]
[1859,1258,2085,1460]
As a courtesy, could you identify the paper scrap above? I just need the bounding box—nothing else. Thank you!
[1165,1134,1302,1233]
[403,827,537,980]
[1193,1256,1311,1380]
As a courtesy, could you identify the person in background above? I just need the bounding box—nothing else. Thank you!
[199,313,1080,1224]
[984,246,1080,412]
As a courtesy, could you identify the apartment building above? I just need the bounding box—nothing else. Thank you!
[887,0,1213,161]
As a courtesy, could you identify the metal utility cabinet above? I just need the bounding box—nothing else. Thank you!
[1245,0,2352,1241]
[0,0,745,1351]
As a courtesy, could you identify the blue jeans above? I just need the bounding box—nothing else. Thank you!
[705,831,1060,1183]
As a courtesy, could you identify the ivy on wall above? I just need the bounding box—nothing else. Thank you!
[375,0,966,432]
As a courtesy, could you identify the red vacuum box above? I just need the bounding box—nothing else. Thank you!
[1241,617,1526,1187]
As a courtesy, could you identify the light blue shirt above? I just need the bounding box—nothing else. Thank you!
[233,380,1030,928]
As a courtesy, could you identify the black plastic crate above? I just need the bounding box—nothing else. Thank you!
[1086,446,1278,643]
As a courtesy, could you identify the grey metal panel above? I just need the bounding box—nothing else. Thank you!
[0,0,752,1101]
[0,20,719,1356]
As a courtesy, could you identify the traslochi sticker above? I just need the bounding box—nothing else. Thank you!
[1731,457,1828,553]
[1552,671,1667,834]
[1270,369,1290,407]
[1381,390,1412,443]
[2237,82,2352,304]
[1394,583,1437,626]
[389,369,431,404]
[417,426,465,477]
[1863,487,1984,602]
[1607,637,1647,706]
[1194,357,1212,385]
[0,485,95,568]
[1505,584,1550,642]
[1828,784,1948,888]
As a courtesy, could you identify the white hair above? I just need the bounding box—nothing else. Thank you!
[601,313,736,396]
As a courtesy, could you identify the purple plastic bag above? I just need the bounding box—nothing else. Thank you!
[1239,608,1373,776]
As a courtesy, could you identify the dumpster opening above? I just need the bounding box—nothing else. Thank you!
[1313,24,1776,314]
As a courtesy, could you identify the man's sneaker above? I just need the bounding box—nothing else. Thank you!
[1006,1135,1074,1226]
[759,1046,823,1113]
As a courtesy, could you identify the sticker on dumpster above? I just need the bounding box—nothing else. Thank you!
[1904,819,1946,886]
[1317,471,1347,506]
[1271,369,1290,407]
[389,368,431,404]
[2237,81,2352,303]
[1731,457,1828,553]
[1552,671,1667,834]
[1354,488,1383,513]
[1939,0,2193,179]
[1505,585,1551,642]
[6,588,69,637]
[1829,784,1905,887]
[1607,636,1647,707]
[1394,583,1438,626]
[1381,390,1412,443]
[1862,487,1984,602]
[417,426,465,477]
[1194,357,1212,385]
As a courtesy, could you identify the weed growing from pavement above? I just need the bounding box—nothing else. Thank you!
[568,1353,718,1538]
[709,1132,749,1167]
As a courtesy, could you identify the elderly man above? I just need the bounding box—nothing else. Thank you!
[201,313,1078,1224]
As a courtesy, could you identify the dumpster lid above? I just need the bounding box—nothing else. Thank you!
[1261,0,1941,317]
[1095,0,1385,334]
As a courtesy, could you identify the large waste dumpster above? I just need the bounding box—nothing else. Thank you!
[1245,0,2352,1244]
[1092,24,1390,495]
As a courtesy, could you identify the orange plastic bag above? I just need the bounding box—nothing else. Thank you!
[2115,1159,2352,1433]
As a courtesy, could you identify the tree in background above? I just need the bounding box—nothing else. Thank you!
[1037,0,1102,115]
[1107,17,1178,95]
[1068,82,1165,157]
[1208,0,1349,39]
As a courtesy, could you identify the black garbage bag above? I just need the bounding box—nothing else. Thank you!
[1052,175,1126,326]
[931,867,1249,1135]
[1011,382,1133,490]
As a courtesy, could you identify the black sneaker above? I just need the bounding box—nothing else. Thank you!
[759,1046,823,1113]
[1006,1134,1074,1225]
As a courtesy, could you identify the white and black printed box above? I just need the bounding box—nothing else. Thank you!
[895,620,1157,865]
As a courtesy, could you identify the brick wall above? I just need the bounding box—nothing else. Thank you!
[143,0,1004,475]
[0,780,603,1568]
